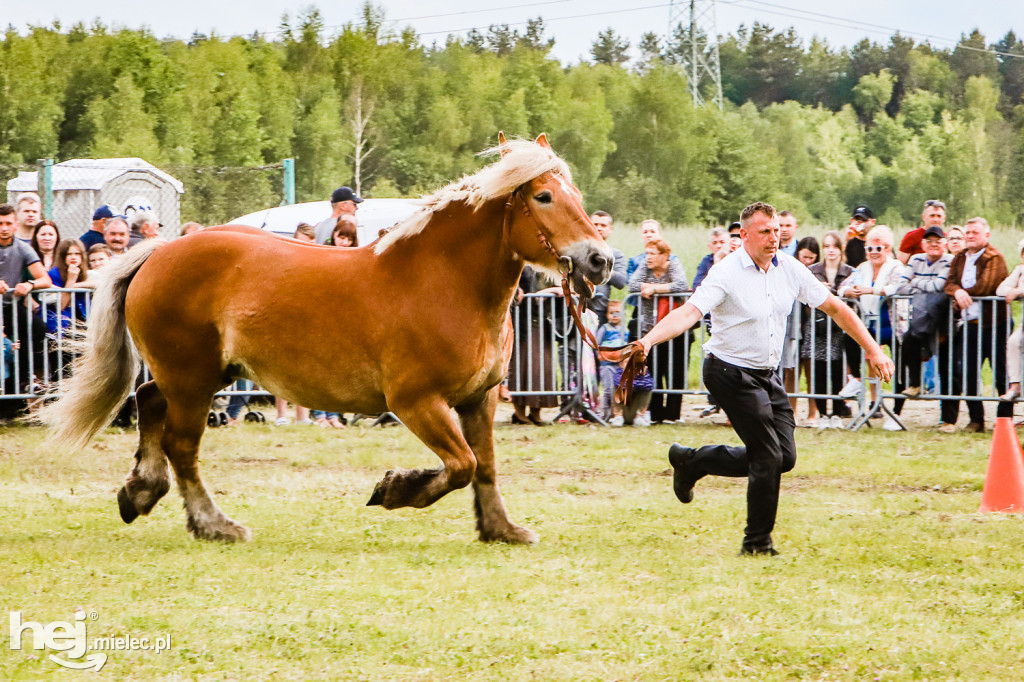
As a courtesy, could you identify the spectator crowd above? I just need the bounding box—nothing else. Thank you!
[507,198,1023,435]
[2,186,1022,435]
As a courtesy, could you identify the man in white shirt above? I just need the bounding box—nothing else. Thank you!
[635,202,893,556]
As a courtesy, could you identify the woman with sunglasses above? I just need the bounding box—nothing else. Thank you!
[838,225,905,424]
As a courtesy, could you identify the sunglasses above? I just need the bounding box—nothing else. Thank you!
[924,199,946,210]
[864,245,886,253]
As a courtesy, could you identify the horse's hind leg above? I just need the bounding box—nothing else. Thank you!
[457,388,537,544]
[161,395,250,542]
[118,380,171,524]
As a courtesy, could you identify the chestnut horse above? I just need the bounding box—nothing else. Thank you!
[40,135,612,544]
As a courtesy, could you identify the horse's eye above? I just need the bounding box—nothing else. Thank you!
[533,190,553,204]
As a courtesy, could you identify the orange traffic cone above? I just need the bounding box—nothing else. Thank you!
[979,417,1024,513]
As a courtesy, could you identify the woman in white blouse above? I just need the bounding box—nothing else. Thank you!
[837,225,905,420]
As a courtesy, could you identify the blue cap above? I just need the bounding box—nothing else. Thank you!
[330,187,363,204]
[92,204,115,221]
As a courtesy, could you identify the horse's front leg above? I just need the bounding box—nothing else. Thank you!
[366,395,476,509]
[457,387,538,544]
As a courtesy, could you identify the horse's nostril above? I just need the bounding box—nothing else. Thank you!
[590,252,609,272]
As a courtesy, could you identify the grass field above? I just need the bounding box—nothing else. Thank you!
[3,415,1024,680]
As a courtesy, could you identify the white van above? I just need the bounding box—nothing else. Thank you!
[230,198,419,246]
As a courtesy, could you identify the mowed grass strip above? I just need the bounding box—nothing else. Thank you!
[2,421,1023,680]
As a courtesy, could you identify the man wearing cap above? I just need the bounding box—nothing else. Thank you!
[315,187,363,245]
[845,205,875,267]
[81,205,116,250]
[712,222,743,263]
[898,200,946,264]
[634,201,893,556]
[894,226,951,404]
[128,210,160,244]
[14,194,41,243]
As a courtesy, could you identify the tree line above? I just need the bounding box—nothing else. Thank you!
[2,3,1024,227]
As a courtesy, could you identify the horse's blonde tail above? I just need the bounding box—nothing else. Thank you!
[37,240,165,450]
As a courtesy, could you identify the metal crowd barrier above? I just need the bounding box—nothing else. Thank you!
[639,292,1021,430]
[0,288,272,402]
[507,293,592,420]
[3,288,1022,431]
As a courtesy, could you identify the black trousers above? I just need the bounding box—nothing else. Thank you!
[940,320,1013,426]
[649,333,687,423]
[812,356,851,417]
[691,355,797,552]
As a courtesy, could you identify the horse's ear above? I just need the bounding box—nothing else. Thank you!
[498,131,510,157]
[535,133,550,149]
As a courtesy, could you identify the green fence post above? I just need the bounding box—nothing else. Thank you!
[281,158,295,206]
[38,158,54,219]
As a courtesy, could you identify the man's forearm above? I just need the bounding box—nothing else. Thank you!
[639,302,703,351]
[820,295,880,353]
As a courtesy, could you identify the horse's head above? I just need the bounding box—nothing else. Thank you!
[502,133,614,300]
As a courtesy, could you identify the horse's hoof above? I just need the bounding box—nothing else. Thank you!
[366,481,386,506]
[117,486,139,524]
[186,516,251,543]
[481,524,538,545]
[366,470,397,506]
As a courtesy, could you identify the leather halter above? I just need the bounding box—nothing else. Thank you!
[503,182,648,405]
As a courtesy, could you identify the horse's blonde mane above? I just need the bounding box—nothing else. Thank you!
[374,139,573,254]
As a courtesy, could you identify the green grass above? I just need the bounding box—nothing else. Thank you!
[2,419,1024,680]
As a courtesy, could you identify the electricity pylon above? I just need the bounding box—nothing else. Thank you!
[670,0,723,109]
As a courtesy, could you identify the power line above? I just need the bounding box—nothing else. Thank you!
[734,0,1024,59]
[97,0,1024,62]
[385,0,576,25]
[412,3,673,38]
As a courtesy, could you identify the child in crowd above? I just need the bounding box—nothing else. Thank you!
[44,239,93,334]
[611,359,654,427]
[87,244,113,270]
[293,222,316,243]
[330,215,359,247]
[1,333,17,384]
[596,300,627,421]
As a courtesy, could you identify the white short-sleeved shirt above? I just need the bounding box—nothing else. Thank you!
[688,248,830,370]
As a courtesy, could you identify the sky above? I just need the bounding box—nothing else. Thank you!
[6,0,1023,64]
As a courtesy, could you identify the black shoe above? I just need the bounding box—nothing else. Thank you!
[668,443,699,504]
[739,547,780,557]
